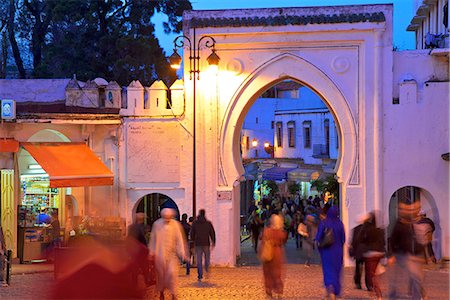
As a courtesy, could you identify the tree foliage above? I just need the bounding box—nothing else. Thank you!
[2,0,192,85]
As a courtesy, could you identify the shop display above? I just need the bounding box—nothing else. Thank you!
[21,176,59,208]
[18,175,60,263]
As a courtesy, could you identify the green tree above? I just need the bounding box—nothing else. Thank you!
[7,0,192,85]
[265,180,279,198]
[288,182,301,197]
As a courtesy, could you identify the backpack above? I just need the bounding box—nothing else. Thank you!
[413,222,432,245]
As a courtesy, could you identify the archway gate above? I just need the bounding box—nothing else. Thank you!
[180,5,393,265]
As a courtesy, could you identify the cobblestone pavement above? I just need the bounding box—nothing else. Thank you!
[1,239,448,299]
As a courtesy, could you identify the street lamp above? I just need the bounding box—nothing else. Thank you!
[251,138,258,158]
[169,29,220,218]
[264,142,274,158]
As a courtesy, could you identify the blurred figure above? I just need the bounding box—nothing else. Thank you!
[46,211,61,262]
[416,210,436,264]
[127,212,150,286]
[388,201,427,300]
[302,214,318,266]
[315,206,346,300]
[0,225,7,287]
[191,209,216,282]
[349,214,369,290]
[359,212,386,300]
[52,239,144,299]
[180,213,192,275]
[37,207,51,224]
[260,214,288,298]
[249,209,264,253]
[149,208,187,300]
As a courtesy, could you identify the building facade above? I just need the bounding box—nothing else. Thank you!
[0,4,448,265]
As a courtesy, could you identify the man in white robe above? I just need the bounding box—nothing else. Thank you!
[149,208,187,300]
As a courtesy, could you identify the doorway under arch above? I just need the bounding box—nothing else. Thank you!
[238,78,341,265]
[388,186,441,260]
[134,193,180,229]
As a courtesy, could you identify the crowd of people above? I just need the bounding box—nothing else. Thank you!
[122,194,438,300]
[246,193,437,300]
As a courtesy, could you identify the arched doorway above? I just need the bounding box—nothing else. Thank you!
[134,193,180,229]
[238,79,341,264]
[221,54,356,264]
[388,186,441,260]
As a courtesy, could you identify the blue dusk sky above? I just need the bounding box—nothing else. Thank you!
[154,0,416,54]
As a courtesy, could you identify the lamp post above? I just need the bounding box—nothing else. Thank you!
[251,138,258,158]
[169,29,220,218]
[264,141,274,158]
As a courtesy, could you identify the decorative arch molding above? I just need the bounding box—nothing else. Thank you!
[27,129,71,142]
[220,52,358,188]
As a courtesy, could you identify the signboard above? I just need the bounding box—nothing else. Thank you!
[1,99,16,120]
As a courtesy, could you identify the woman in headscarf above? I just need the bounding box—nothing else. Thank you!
[259,213,288,298]
[315,206,346,300]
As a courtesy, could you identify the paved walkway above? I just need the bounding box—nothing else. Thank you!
[2,238,448,299]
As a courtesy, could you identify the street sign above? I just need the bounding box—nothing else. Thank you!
[1,99,16,120]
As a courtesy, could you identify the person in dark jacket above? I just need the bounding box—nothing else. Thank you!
[190,209,216,282]
[349,215,369,290]
[180,213,192,275]
[359,212,385,299]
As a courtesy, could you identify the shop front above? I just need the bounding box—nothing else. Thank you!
[17,142,115,263]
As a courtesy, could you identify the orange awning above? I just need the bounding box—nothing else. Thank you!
[22,142,113,188]
[0,139,19,152]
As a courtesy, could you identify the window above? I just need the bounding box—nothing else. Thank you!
[324,119,330,155]
[335,125,339,149]
[271,121,274,129]
[246,136,250,150]
[256,117,259,124]
[303,121,311,148]
[287,121,295,148]
[166,90,172,109]
[276,122,283,147]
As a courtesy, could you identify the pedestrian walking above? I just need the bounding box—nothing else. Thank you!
[180,213,192,275]
[190,209,216,282]
[416,210,437,264]
[348,214,369,290]
[149,208,187,300]
[249,209,264,253]
[388,201,427,300]
[127,212,151,286]
[259,213,288,298]
[315,206,346,300]
[300,214,317,266]
[359,211,386,300]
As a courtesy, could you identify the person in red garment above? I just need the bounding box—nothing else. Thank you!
[260,213,288,298]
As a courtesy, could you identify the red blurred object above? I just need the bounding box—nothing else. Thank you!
[52,238,152,299]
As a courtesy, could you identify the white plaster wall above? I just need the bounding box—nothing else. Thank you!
[120,117,193,227]
[274,110,338,164]
[387,50,449,258]
[183,5,393,265]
